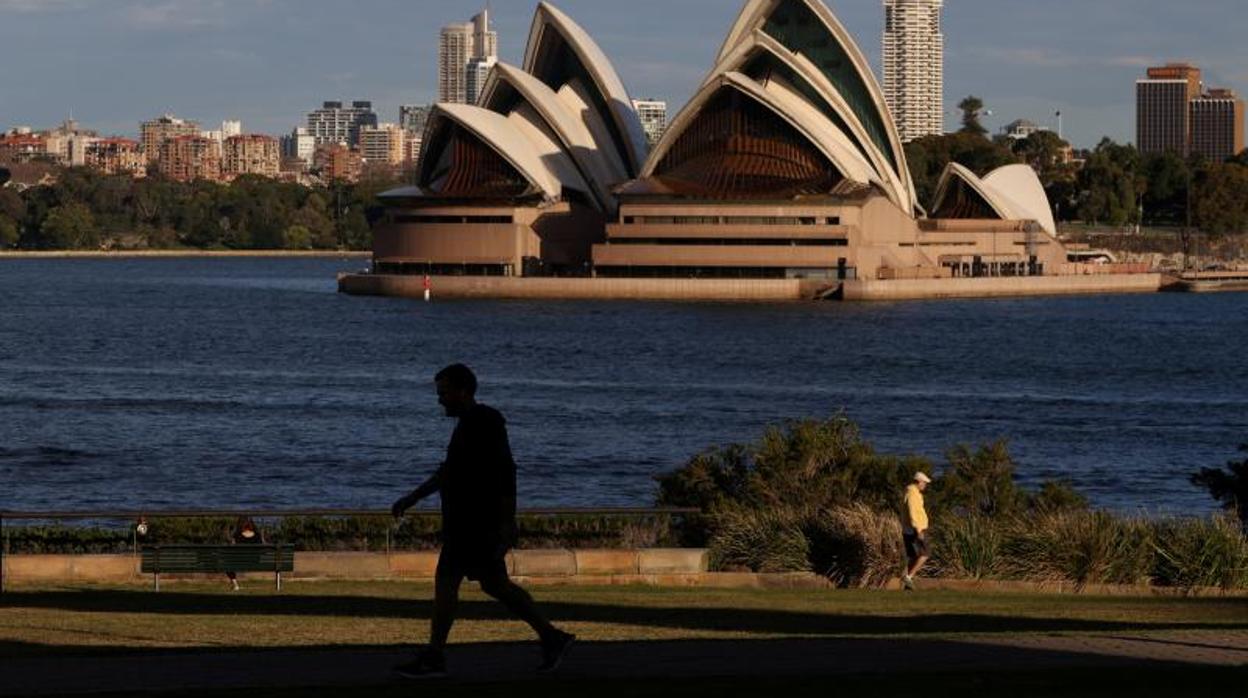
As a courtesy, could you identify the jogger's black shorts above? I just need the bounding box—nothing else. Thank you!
[903,532,930,562]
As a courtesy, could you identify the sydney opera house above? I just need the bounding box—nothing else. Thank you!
[371,0,1069,286]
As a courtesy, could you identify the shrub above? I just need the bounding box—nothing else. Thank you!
[933,515,1003,580]
[657,416,929,533]
[1191,445,1248,529]
[1152,515,1248,593]
[1028,480,1090,513]
[929,440,1024,518]
[1003,511,1153,589]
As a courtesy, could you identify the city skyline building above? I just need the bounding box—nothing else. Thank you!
[84,138,145,177]
[140,114,200,165]
[466,56,498,105]
[631,99,668,146]
[1136,63,1203,156]
[359,123,407,168]
[399,105,432,134]
[438,7,498,104]
[305,100,378,147]
[882,0,944,142]
[1190,88,1245,162]
[280,126,317,170]
[222,134,281,180]
[158,134,221,182]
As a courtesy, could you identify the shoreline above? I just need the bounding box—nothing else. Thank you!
[0,250,371,259]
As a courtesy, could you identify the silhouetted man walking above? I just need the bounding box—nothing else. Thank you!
[390,364,574,678]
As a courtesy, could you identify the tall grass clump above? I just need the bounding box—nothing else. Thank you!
[933,515,1003,580]
[1003,511,1153,589]
[806,504,903,588]
[1152,515,1248,593]
[708,508,810,573]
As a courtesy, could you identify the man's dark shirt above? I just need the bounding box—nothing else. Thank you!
[436,403,518,552]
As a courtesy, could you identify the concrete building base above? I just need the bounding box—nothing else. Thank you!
[340,272,1168,303]
[339,273,820,301]
[841,273,1165,301]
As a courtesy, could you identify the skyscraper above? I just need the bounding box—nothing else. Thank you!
[1190,89,1245,162]
[438,7,498,104]
[882,0,944,142]
[1136,63,1203,156]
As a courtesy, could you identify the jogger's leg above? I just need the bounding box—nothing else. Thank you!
[430,562,465,652]
[478,570,558,642]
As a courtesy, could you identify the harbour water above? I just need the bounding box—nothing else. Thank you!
[1,257,1245,514]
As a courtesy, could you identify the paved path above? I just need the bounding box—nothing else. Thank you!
[4,632,1248,696]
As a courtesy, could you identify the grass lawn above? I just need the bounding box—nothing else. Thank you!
[2,580,1245,656]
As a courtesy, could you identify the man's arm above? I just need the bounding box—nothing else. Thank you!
[391,468,443,519]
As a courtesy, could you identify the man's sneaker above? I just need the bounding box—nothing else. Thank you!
[537,630,576,674]
[393,648,448,680]
[901,575,915,591]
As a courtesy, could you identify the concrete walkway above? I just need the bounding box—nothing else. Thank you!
[4,631,1247,696]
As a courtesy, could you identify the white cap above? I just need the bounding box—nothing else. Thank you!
[914,472,932,484]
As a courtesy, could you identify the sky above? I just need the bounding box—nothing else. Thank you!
[1,0,1245,149]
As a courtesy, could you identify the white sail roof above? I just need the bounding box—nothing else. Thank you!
[523,2,648,176]
[643,71,880,189]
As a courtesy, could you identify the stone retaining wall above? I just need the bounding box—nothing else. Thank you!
[1,549,709,585]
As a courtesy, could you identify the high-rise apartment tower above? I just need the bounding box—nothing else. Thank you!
[438,8,498,104]
[882,0,944,142]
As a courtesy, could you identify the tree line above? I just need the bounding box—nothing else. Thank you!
[0,166,405,251]
[907,96,1248,235]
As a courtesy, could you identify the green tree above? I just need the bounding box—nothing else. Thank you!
[1140,152,1190,225]
[928,440,1023,518]
[283,224,313,250]
[40,201,98,249]
[958,96,988,136]
[0,215,18,248]
[1076,138,1141,226]
[1193,162,1248,236]
[0,187,24,222]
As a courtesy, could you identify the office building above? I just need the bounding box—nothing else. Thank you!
[140,115,200,164]
[466,56,498,104]
[883,0,944,142]
[306,101,378,147]
[1136,63,1203,156]
[1190,88,1245,161]
[632,99,668,146]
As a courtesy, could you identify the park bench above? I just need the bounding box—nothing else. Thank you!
[140,544,295,591]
